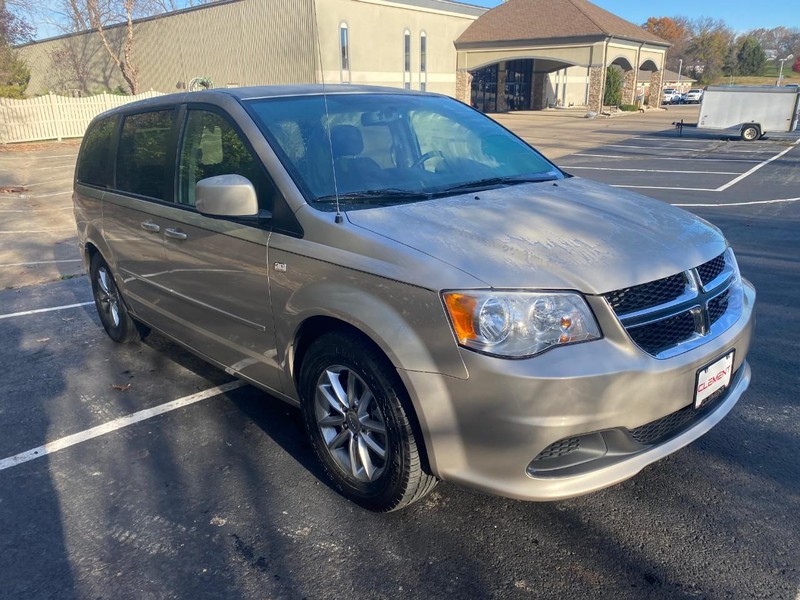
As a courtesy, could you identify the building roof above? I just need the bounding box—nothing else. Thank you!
[638,69,695,83]
[455,0,668,46]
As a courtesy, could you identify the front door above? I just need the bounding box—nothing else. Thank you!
[158,107,282,393]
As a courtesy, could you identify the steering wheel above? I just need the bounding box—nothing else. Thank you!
[411,150,445,169]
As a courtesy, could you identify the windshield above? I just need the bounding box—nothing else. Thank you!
[246,93,562,210]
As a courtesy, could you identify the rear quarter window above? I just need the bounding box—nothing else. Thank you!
[77,115,118,187]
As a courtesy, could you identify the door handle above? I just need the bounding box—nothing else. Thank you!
[165,228,188,240]
[140,221,160,233]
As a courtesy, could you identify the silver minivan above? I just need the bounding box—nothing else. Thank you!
[73,86,755,511]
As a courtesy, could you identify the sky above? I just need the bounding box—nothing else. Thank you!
[466,0,799,33]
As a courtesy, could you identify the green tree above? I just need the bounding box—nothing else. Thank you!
[603,66,623,107]
[686,18,734,84]
[0,1,33,97]
[736,36,767,76]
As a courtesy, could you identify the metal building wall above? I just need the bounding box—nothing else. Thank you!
[18,0,319,95]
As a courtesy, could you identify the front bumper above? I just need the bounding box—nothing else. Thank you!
[399,280,755,501]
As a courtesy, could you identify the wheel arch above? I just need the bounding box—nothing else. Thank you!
[291,315,435,475]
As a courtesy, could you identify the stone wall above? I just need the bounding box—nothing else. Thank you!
[587,65,604,113]
[455,69,473,104]
[622,68,636,105]
[647,70,663,106]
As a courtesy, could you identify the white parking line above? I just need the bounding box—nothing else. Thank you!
[574,154,761,163]
[0,228,75,234]
[673,197,800,207]
[0,154,77,161]
[0,301,93,320]
[716,140,800,192]
[567,166,741,175]
[0,206,73,213]
[604,143,708,152]
[0,259,82,267]
[0,381,247,471]
[33,190,72,198]
[613,185,716,191]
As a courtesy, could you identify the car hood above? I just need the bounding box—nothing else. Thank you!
[346,177,726,294]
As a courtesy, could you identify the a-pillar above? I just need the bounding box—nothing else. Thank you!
[455,69,473,105]
[647,70,662,106]
[622,69,636,105]
[587,65,604,113]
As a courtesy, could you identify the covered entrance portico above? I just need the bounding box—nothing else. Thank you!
[454,0,669,114]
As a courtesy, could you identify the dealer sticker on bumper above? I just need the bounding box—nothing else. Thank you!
[695,350,735,408]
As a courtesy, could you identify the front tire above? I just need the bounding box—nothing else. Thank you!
[90,254,140,344]
[299,331,437,511]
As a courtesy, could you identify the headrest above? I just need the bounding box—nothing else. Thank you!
[330,125,364,158]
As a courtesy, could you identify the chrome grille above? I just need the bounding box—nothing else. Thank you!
[604,250,741,358]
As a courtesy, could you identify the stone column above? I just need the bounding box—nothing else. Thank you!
[496,63,507,112]
[531,72,546,110]
[455,69,473,105]
[587,65,604,113]
[622,69,636,105]
[647,70,663,107]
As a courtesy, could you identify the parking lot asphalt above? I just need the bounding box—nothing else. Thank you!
[1,120,799,600]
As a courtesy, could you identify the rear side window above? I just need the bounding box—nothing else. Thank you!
[77,115,118,187]
[116,110,175,199]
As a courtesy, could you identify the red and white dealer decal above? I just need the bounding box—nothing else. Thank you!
[695,351,734,408]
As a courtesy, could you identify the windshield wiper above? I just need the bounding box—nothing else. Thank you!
[435,173,560,195]
[314,189,430,204]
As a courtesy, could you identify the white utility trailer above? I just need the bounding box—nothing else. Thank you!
[697,86,800,140]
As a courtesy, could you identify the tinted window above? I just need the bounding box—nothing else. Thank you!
[177,110,273,209]
[116,110,175,199]
[77,115,118,187]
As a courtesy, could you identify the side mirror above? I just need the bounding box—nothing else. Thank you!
[195,174,258,217]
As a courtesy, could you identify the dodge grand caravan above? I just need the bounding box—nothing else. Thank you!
[73,86,755,511]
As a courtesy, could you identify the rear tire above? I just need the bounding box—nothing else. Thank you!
[90,254,140,344]
[299,331,437,511]
[740,124,760,141]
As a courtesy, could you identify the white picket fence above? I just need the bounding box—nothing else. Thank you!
[0,91,165,144]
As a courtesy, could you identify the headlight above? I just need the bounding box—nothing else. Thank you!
[442,290,601,358]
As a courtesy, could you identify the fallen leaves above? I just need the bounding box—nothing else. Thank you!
[110,383,131,392]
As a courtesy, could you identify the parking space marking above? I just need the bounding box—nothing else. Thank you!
[566,166,742,175]
[0,381,247,472]
[673,197,800,208]
[0,206,73,213]
[0,301,93,320]
[613,185,716,191]
[0,259,82,267]
[0,228,75,234]
[32,190,72,198]
[574,154,761,163]
[604,143,712,152]
[716,140,800,192]
[0,154,77,161]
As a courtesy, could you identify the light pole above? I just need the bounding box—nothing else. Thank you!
[677,59,683,91]
[777,54,794,86]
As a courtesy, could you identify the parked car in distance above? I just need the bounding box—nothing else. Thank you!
[662,88,682,104]
[73,85,755,511]
[685,89,704,103]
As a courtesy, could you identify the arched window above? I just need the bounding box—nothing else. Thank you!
[340,22,350,83]
[419,31,427,91]
[403,29,411,89]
